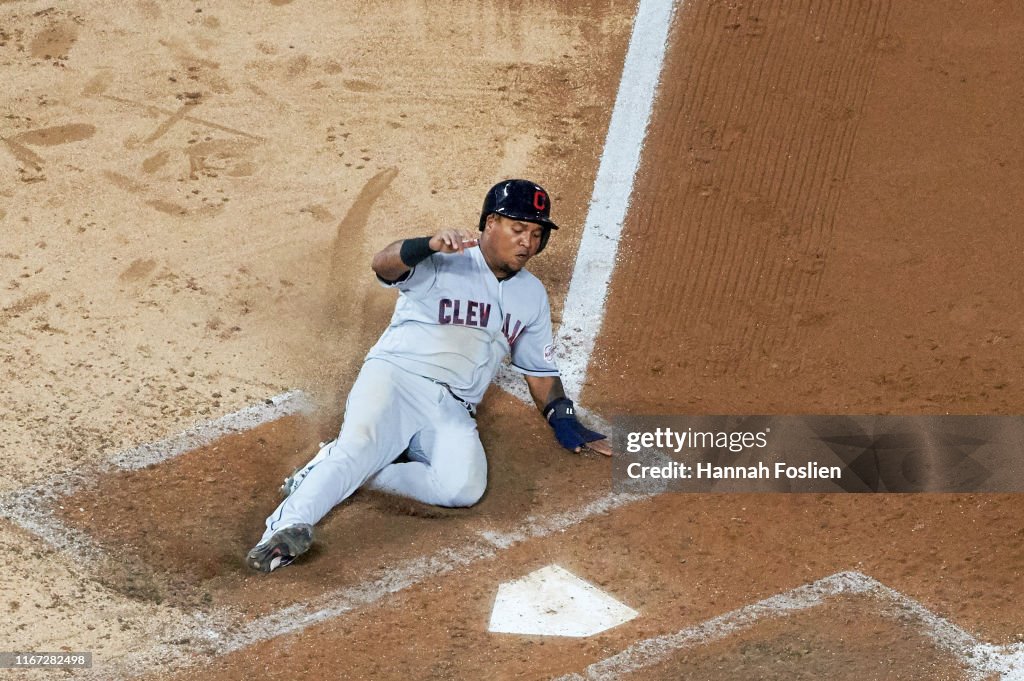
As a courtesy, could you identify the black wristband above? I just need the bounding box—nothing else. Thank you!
[399,236,436,268]
[543,397,575,422]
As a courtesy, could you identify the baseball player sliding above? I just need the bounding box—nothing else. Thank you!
[247,179,611,573]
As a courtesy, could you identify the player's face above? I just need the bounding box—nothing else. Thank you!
[481,214,544,278]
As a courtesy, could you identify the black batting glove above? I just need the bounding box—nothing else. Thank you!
[543,398,607,452]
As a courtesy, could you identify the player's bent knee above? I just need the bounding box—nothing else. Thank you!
[443,477,486,508]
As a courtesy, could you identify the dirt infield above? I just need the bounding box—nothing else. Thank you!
[3,0,1024,679]
[1,0,632,665]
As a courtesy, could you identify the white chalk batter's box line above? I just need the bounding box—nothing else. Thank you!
[0,388,652,678]
[1,394,1020,681]
[554,571,1024,681]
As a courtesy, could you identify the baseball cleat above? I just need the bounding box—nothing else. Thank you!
[246,524,314,573]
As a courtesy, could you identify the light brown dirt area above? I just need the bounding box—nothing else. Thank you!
[0,0,632,670]
[3,0,1024,679]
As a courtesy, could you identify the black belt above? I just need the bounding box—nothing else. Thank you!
[432,380,476,417]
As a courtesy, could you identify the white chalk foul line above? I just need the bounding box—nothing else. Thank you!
[556,0,678,399]
[554,571,1024,681]
[0,390,312,558]
[495,0,679,402]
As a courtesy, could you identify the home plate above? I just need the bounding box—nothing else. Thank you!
[488,564,638,637]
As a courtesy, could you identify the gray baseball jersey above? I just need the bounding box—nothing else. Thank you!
[365,246,559,404]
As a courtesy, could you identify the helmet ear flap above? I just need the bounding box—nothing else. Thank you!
[536,226,551,254]
[479,211,496,233]
[479,182,502,231]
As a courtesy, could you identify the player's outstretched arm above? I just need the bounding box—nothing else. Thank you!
[372,230,479,282]
[524,374,613,456]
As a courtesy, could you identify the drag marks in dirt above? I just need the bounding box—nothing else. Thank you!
[78,59,265,188]
[556,572,1024,680]
[140,104,192,146]
[328,166,399,289]
[310,166,403,365]
[81,87,266,217]
[88,94,263,142]
[3,69,264,213]
[1,123,97,173]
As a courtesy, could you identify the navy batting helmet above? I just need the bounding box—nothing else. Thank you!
[478,179,558,254]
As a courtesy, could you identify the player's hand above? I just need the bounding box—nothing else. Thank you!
[577,437,614,457]
[430,230,479,254]
[544,398,613,457]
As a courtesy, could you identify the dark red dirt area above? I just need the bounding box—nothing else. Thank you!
[588,0,1024,416]
[139,493,1016,681]
[633,596,969,681]
[584,0,1024,653]
[59,392,615,617]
